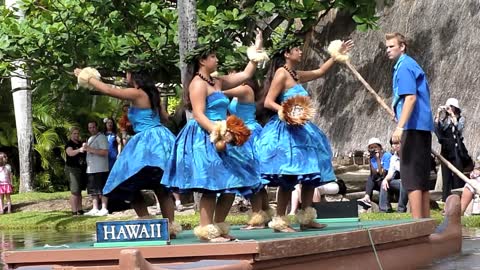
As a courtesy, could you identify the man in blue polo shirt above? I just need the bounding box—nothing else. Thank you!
[387,32,434,219]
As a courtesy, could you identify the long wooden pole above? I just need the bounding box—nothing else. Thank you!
[344,60,480,193]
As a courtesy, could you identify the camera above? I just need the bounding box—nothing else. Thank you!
[438,105,448,120]
[369,150,377,157]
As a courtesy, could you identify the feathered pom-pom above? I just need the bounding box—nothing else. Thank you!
[209,115,251,151]
[327,40,350,63]
[169,221,183,236]
[216,222,231,235]
[295,207,317,225]
[268,216,290,231]
[226,115,251,146]
[193,224,221,240]
[209,120,227,144]
[248,210,267,226]
[247,46,270,64]
[280,95,316,125]
[78,67,101,90]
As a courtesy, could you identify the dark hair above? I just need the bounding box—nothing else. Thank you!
[104,117,117,134]
[87,120,98,127]
[256,52,288,120]
[130,70,161,115]
[182,49,216,111]
[451,106,462,116]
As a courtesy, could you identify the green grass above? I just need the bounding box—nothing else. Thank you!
[10,191,72,204]
[0,211,250,231]
[3,192,480,230]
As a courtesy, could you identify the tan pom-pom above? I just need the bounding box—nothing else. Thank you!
[78,67,101,90]
[295,206,317,225]
[247,46,270,64]
[216,222,231,235]
[169,221,183,236]
[327,40,350,63]
[248,210,267,226]
[278,107,285,121]
[281,95,316,125]
[268,216,290,231]
[193,224,221,240]
[226,115,251,146]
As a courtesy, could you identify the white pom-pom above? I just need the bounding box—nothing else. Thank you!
[327,40,350,63]
[247,46,270,64]
[78,67,101,90]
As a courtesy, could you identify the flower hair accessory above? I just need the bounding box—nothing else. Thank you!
[279,95,316,125]
[327,40,350,63]
[77,67,101,90]
[210,115,251,152]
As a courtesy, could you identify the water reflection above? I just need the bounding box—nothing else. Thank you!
[2,228,480,269]
[0,230,94,269]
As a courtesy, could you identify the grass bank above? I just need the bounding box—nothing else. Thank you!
[2,192,480,231]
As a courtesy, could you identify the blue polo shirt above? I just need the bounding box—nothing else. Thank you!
[391,54,434,131]
[370,152,392,171]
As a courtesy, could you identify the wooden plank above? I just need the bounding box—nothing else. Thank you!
[255,219,436,260]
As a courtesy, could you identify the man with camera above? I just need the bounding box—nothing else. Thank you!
[358,138,392,210]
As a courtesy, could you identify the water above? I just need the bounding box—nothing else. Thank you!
[0,231,95,269]
[1,229,480,269]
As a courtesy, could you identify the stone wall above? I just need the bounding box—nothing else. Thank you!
[302,0,480,157]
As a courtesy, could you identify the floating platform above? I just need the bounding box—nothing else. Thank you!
[3,196,462,270]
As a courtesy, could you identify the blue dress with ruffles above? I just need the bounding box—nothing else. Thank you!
[161,91,260,195]
[103,107,175,200]
[255,84,336,191]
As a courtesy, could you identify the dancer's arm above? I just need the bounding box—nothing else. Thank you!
[220,61,257,90]
[297,40,354,83]
[74,68,142,101]
[223,84,253,102]
[190,80,216,132]
[264,70,286,112]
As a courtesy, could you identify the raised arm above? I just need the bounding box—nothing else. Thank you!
[190,80,216,132]
[297,40,354,83]
[297,58,336,83]
[74,68,142,101]
[220,61,257,90]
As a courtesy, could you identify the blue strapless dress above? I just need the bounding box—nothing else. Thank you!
[161,91,260,195]
[103,107,175,199]
[255,84,335,191]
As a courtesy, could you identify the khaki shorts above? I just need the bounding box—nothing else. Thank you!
[65,166,86,194]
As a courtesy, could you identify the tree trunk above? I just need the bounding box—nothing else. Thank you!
[178,0,199,210]
[177,0,198,86]
[10,66,34,193]
[6,0,34,192]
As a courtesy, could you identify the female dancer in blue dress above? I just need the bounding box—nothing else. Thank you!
[74,64,181,237]
[256,38,353,232]
[223,71,273,230]
[162,33,264,242]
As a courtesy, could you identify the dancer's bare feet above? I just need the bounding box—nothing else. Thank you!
[220,234,236,241]
[300,221,327,231]
[273,226,297,233]
[208,236,233,243]
[240,224,266,230]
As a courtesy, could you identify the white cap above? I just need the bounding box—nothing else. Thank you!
[368,137,382,147]
[445,98,460,109]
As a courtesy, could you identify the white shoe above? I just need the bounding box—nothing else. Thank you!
[84,209,99,216]
[95,208,109,216]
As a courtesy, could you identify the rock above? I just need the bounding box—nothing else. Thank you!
[303,0,480,155]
